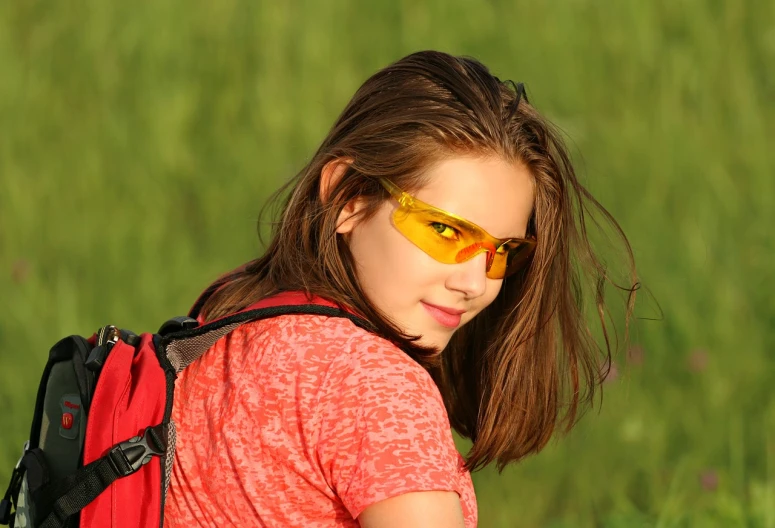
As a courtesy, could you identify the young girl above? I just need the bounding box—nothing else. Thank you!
[163,50,635,527]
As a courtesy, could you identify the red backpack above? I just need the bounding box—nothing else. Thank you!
[1,290,371,528]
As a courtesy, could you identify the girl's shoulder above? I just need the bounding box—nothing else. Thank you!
[224,312,446,415]
[211,312,450,440]
[236,311,429,376]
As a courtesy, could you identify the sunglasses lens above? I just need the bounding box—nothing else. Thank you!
[393,208,465,263]
[501,242,535,278]
[392,204,535,279]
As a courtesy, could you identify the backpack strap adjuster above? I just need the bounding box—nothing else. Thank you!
[107,424,167,477]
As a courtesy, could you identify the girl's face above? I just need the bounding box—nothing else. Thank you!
[337,155,535,352]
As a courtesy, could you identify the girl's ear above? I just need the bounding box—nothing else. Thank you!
[320,158,351,203]
[320,157,364,235]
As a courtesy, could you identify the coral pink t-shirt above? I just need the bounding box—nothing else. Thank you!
[163,306,477,527]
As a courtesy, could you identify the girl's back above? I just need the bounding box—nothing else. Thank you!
[163,298,476,527]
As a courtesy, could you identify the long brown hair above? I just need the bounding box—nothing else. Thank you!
[200,50,637,472]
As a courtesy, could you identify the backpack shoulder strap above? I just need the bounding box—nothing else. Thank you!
[164,291,373,373]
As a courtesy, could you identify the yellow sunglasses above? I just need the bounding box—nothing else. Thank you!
[379,178,536,279]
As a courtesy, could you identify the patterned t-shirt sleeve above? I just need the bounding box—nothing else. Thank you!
[315,335,470,520]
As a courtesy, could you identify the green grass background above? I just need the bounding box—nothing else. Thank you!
[1,0,774,526]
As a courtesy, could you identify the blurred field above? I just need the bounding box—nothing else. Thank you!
[1,0,774,526]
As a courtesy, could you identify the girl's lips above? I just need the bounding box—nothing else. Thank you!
[421,301,463,328]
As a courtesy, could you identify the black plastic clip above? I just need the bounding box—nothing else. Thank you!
[158,317,199,336]
[0,497,12,525]
[85,345,109,372]
[107,424,167,477]
[0,441,28,525]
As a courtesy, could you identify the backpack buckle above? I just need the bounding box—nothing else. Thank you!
[107,424,167,477]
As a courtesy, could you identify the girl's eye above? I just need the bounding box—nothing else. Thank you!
[430,222,459,240]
